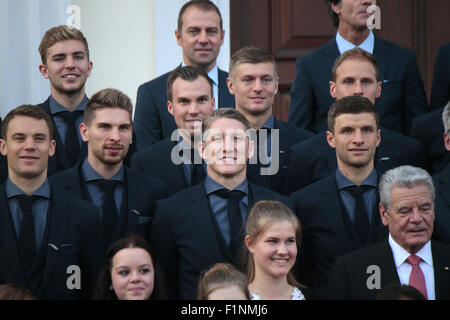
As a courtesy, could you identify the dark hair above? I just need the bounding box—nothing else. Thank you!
[332,48,379,81]
[202,108,251,137]
[229,46,277,79]
[93,235,167,300]
[0,283,36,300]
[325,0,341,28]
[84,88,133,126]
[1,105,54,140]
[376,283,426,300]
[198,263,250,300]
[327,95,380,133]
[177,0,223,32]
[167,66,213,102]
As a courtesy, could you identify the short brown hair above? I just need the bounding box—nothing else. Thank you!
[84,88,133,126]
[229,46,276,80]
[1,105,54,140]
[202,108,251,136]
[177,0,223,32]
[332,48,379,81]
[39,25,89,64]
[198,263,250,300]
[167,66,213,102]
[327,95,380,133]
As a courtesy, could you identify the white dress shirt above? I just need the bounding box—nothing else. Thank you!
[388,233,435,300]
[336,29,375,55]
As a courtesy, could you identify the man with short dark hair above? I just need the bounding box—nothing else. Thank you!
[288,0,428,135]
[134,0,235,149]
[132,66,214,195]
[327,166,450,300]
[151,108,291,299]
[0,105,103,299]
[50,89,168,250]
[290,95,387,299]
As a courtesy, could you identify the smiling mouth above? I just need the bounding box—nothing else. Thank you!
[62,74,80,79]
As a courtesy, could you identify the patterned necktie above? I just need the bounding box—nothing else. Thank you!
[407,254,428,299]
[16,195,40,267]
[58,111,82,166]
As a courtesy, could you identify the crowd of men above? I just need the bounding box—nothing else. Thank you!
[0,0,449,300]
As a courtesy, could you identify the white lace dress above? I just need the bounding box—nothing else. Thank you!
[250,287,306,300]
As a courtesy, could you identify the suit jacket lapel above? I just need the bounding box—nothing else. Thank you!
[431,241,450,299]
[373,36,389,82]
[124,168,139,235]
[377,239,401,286]
[164,140,189,188]
[320,133,337,173]
[0,186,26,284]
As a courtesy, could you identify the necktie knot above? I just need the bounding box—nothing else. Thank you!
[58,111,82,125]
[345,185,368,197]
[96,179,120,194]
[16,194,41,213]
[407,254,422,266]
[215,189,245,204]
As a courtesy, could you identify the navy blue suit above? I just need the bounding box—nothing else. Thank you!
[38,98,138,176]
[433,163,450,245]
[134,68,235,149]
[411,107,449,174]
[327,239,450,300]
[290,174,387,299]
[150,181,292,299]
[0,183,103,299]
[431,43,450,109]
[50,164,168,249]
[288,36,428,135]
[286,128,429,194]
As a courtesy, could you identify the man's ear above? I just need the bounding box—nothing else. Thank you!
[175,29,182,47]
[379,203,389,227]
[0,139,7,156]
[326,130,336,148]
[49,139,56,157]
[329,81,337,99]
[226,76,234,95]
[168,100,174,116]
[444,132,450,151]
[39,64,49,79]
[80,123,89,142]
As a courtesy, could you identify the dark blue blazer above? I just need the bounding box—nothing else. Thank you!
[431,43,450,109]
[134,68,235,149]
[411,107,449,174]
[49,164,168,249]
[246,117,313,194]
[433,163,450,245]
[290,174,387,299]
[326,239,450,300]
[150,181,292,300]
[288,36,428,135]
[286,128,429,194]
[0,183,103,299]
[38,98,138,177]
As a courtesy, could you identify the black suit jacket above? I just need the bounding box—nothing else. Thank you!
[134,68,235,149]
[286,128,429,194]
[290,174,388,299]
[327,239,450,300]
[411,108,449,174]
[49,164,168,249]
[433,163,450,245]
[246,117,314,195]
[150,181,292,299]
[431,43,450,110]
[288,36,428,135]
[38,98,137,177]
[0,183,103,299]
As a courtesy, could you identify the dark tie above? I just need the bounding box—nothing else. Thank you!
[345,185,370,242]
[215,189,246,258]
[190,149,205,186]
[96,179,120,243]
[58,111,82,166]
[16,195,40,267]
[407,255,428,299]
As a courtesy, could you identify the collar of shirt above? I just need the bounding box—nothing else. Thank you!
[82,158,125,183]
[6,178,51,199]
[261,114,274,130]
[336,29,374,55]
[335,167,378,190]
[204,174,249,197]
[49,95,88,115]
[389,233,433,268]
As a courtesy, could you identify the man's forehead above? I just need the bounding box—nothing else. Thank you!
[92,108,131,123]
[235,62,275,77]
[8,116,49,134]
[335,112,376,125]
[182,7,221,28]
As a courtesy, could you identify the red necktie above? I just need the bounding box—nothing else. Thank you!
[407,255,428,299]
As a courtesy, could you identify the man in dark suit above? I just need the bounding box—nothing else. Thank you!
[37,26,136,176]
[151,108,291,299]
[50,89,168,251]
[0,105,103,299]
[287,48,428,194]
[411,107,450,175]
[291,96,388,299]
[227,47,313,195]
[132,66,214,196]
[431,43,450,110]
[327,166,450,300]
[134,0,235,149]
[288,0,428,135]
[432,102,450,245]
